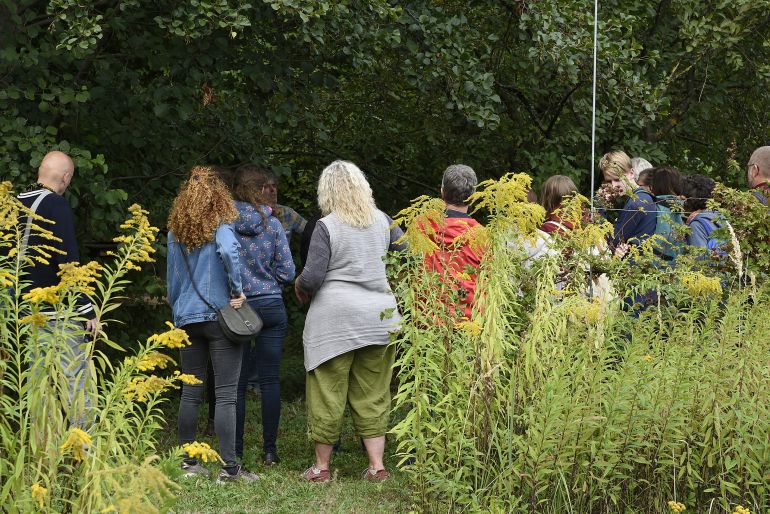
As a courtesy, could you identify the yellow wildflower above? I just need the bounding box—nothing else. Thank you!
[0,270,15,287]
[147,322,191,349]
[668,500,686,513]
[681,272,722,298]
[31,483,47,509]
[57,261,102,297]
[123,375,174,402]
[456,320,482,337]
[182,441,223,463]
[643,354,653,362]
[113,204,159,271]
[573,297,603,325]
[174,371,203,385]
[134,351,176,372]
[22,286,60,305]
[733,506,750,514]
[19,313,49,327]
[60,428,92,461]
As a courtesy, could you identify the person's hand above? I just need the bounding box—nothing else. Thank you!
[85,318,101,337]
[294,281,310,305]
[230,293,246,309]
[614,242,629,259]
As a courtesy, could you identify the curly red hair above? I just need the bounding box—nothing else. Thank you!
[167,166,238,249]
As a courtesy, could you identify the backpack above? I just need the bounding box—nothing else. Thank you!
[653,197,685,261]
[691,217,728,257]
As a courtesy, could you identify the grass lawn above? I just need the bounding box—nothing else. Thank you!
[156,393,413,514]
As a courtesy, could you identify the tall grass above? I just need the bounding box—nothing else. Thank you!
[0,182,189,513]
[390,174,769,513]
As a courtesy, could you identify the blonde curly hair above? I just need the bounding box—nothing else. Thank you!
[167,166,238,249]
[317,160,377,228]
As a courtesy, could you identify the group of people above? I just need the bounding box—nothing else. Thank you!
[15,144,769,485]
[165,161,403,483]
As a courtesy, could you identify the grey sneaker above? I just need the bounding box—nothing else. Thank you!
[216,465,259,483]
[180,461,211,479]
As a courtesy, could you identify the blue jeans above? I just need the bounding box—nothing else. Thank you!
[235,297,288,457]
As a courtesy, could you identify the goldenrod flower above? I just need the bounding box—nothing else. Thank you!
[668,500,686,513]
[22,286,60,305]
[681,272,722,298]
[643,354,653,362]
[123,375,173,402]
[58,261,102,297]
[0,270,15,287]
[456,320,482,337]
[182,441,223,463]
[60,428,92,461]
[31,483,47,508]
[147,322,191,349]
[174,371,203,385]
[113,204,159,272]
[573,297,603,325]
[133,352,175,372]
[733,506,750,514]
[19,313,48,327]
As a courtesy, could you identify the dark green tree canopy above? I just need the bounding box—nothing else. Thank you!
[2,0,769,239]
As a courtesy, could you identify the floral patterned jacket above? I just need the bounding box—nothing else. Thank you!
[234,201,296,298]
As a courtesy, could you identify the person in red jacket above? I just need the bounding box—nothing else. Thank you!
[424,164,484,319]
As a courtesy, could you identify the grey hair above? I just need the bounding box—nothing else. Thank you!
[441,164,478,206]
[630,157,653,180]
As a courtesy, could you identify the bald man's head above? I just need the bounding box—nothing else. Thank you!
[38,151,75,194]
[748,146,770,188]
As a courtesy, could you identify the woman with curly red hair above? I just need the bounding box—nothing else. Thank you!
[166,165,257,483]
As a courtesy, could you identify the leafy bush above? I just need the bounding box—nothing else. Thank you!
[390,174,769,513]
[0,182,208,513]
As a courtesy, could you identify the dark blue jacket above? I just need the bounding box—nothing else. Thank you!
[17,187,93,317]
[612,188,657,247]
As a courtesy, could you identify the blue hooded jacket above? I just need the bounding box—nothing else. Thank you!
[612,188,657,247]
[234,201,295,299]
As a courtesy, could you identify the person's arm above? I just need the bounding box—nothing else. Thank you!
[271,219,296,284]
[215,224,243,297]
[687,218,710,248]
[297,221,331,296]
[386,215,407,252]
[166,236,180,307]
[294,211,307,238]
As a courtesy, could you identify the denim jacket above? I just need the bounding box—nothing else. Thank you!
[167,224,243,327]
[234,201,295,299]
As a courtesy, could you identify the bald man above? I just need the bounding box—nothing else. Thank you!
[18,150,97,425]
[747,146,770,206]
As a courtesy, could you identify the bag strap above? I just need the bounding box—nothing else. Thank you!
[179,246,217,312]
[18,189,53,263]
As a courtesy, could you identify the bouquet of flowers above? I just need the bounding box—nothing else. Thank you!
[593,183,626,224]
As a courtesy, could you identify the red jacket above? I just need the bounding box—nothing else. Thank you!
[540,213,574,236]
[424,212,484,319]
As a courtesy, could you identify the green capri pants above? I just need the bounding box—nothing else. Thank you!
[306,344,396,445]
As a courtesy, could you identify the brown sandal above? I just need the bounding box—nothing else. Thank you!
[361,467,390,482]
[302,466,331,483]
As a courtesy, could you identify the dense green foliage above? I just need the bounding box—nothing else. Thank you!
[3,0,769,240]
[389,175,769,513]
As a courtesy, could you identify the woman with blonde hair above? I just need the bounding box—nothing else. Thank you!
[599,150,657,250]
[166,165,257,483]
[295,160,404,483]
